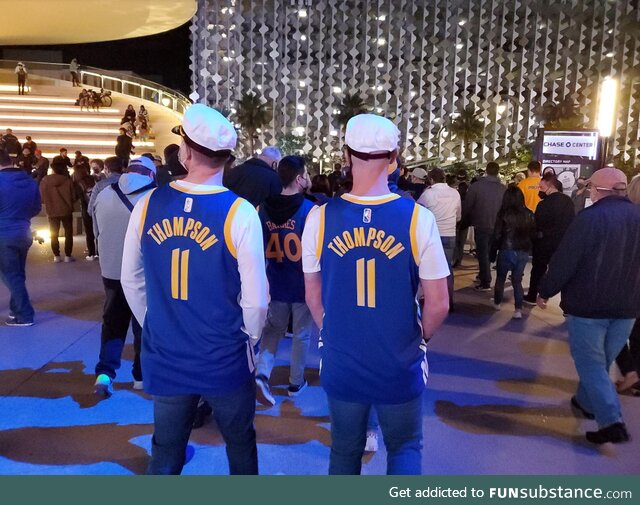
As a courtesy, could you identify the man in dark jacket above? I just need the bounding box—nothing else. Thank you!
[115,128,134,166]
[538,168,640,445]
[40,160,76,262]
[0,148,42,326]
[524,173,574,303]
[52,148,72,170]
[461,161,506,290]
[1,129,21,160]
[223,146,282,207]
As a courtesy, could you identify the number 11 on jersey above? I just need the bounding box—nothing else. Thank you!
[356,258,376,308]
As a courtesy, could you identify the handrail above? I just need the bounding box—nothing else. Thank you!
[0,59,190,116]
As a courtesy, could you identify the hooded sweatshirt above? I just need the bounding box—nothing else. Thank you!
[93,173,156,280]
[39,173,76,217]
[0,168,41,239]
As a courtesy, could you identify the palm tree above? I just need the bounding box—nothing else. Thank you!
[448,105,484,160]
[234,92,272,154]
[335,93,369,130]
[537,97,583,129]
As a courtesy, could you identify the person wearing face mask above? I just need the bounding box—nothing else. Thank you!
[121,104,268,474]
[254,155,317,406]
[523,173,574,304]
[571,177,588,213]
[92,156,157,397]
[537,168,640,444]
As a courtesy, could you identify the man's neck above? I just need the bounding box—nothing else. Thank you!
[350,164,390,196]
[281,186,299,196]
[183,166,224,186]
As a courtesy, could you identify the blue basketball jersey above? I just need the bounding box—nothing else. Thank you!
[139,183,254,396]
[319,194,427,404]
[259,198,315,303]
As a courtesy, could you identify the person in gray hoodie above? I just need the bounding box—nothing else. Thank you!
[461,161,506,291]
[92,156,156,397]
[0,148,41,326]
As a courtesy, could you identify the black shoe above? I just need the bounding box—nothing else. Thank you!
[288,380,308,397]
[586,423,630,444]
[192,401,213,429]
[571,396,595,420]
[523,295,537,305]
[474,284,491,292]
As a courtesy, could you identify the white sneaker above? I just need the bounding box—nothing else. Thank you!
[85,255,97,261]
[64,256,76,263]
[493,302,501,310]
[53,256,62,263]
[255,375,275,407]
[513,310,523,319]
[365,431,379,452]
[132,380,144,390]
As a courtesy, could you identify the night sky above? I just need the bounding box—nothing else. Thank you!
[4,23,192,96]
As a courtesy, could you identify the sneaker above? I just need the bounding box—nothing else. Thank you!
[255,374,275,406]
[513,310,523,319]
[522,295,537,306]
[493,302,501,310]
[5,317,34,327]
[53,256,62,263]
[132,380,144,390]
[474,284,491,292]
[64,256,76,263]
[94,374,113,398]
[85,255,97,262]
[364,431,379,452]
[570,396,595,420]
[192,401,213,429]
[288,379,308,397]
[586,422,630,444]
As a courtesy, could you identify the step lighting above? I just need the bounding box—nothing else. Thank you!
[0,114,120,123]
[0,96,76,104]
[0,104,119,114]
[20,138,154,147]
[42,152,121,159]
[0,125,118,134]
[0,85,32,92]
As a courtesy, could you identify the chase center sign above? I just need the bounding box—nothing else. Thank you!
[535,130,601,194]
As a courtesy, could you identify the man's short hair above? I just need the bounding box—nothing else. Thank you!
[60,147,67,153]
[0,148,12,166]
[486,162,500,176]
[261,146,283,162]
[163,144,180,159]
[90,158,104,170]
[428,167,445,184]
[278,155,306,187]
[334,163,342,171]
[104,156,124,174]
[527,160,541,173]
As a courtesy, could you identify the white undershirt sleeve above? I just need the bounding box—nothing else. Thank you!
[415,206,450,280]
[121,192,151,325]
[231,200,269,344]
[302,205,322,273]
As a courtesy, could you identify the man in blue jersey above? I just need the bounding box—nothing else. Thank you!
[121,104,269,474]
[255,155,316,406]
[302,114,450,475]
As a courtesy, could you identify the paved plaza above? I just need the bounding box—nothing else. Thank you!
[0,236,638,475]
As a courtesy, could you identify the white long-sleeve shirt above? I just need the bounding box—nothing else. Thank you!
[417,183,462,237]
[121,174,269,343]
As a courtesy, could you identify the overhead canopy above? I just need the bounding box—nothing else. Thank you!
[1,0,197,45]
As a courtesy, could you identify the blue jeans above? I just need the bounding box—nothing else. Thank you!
[0,235,34,322]
[148,379,258,475]
[327,394,423,475]
[440,236,455,305]
[474,228,493,287]
[256,301,312,387]
[494,250,529,308]
[567,316,636,428]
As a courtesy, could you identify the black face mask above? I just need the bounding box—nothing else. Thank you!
[538,191,547,200]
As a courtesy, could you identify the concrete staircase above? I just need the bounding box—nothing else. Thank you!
[0,70,181,160]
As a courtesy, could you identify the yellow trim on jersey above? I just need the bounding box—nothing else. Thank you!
[171,248,180,299]
[340,193,400,205]
[316,204,326,260]
[180,249,190,300]
[169,182,229,195]
[224,198,243,258]
[367,258,376,308]
[138,189,156,239]
[356,258,365,306]
[410,204,420,266]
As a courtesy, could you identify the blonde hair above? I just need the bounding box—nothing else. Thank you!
[628,174,640,205]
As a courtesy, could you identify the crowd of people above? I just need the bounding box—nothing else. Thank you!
[1,101,640,475]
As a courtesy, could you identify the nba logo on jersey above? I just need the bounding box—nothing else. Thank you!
[184,197,193,213]
[363,208,371,223]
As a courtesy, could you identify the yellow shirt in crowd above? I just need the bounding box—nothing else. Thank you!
[518,176,542,212]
